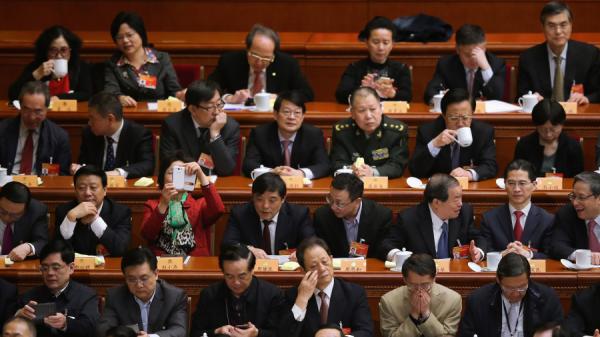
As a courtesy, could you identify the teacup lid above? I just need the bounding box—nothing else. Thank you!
[523,91,536,98]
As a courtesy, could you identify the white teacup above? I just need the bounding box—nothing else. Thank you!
[334,166,353,176]
[456,127,473,147]
[486,252,502,271]
[52,59,68,78]
[250,165,271,180]
[518,91,538,113]
[432,91,444,112]
[254,92,271,112]
[576,249,592,266]
[394,250,412,271]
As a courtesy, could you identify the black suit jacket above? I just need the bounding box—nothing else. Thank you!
[13,198,48,256]
[18,280,99,337]
[242,122,330,178]
[381,202,480,257]
[160,108,240,176]
[222,201,314,252]
[518,40,600,102]
[409,116,497,180]
[0,116,71,175]
[479,204,554,258]
[55,198,131,257]
[424,52,506,103]
[514,131,583,178]
[208,51,314,101]
[0,278,17,326]
[565,284,600,337]
[78,119,154,178]
[279,277,373,337]
[314,199,392,261]
[550,203,590,259]
[458,282,563,337]
[97,279,187,337]
[190,277,284,337]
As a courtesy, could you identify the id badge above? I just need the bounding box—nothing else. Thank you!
[452,245,469,259]
[41,163,60,176]
[198,153,215,170]
[349,241,369,258]
[138,73,157,89]
[571,82,584,95]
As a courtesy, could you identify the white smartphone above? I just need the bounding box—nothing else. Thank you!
[172,165,196,191]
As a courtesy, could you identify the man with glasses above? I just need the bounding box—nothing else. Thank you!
[331,86,408,178]
[15,240,100,337]
[313,173,391,260]
[518,1,600,104]
[479,160,553,258]
[409,88,497,181]
[243,90,330,179]
[190,244,284,337]
[209,24,314,104]
[551,171,600,263]
[223,172,313,259]
[0,81,71,175]
[160,80,240,176]
[459,253,563,337]
[0,181,48,262]
[97,247,187,337]
[2,317,36,337]
[379,254,461,337]
[55,165,131,257]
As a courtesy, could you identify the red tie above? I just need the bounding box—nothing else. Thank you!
[20,130,34,174]
[1,224,13,255]
[319,291,328,324]
[262,220,272,255]
[282,140,291,166]
[252,70,263,96]
[513,211,524,242]
[588,220,600,252]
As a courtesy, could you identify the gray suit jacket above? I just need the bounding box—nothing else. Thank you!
[97,279,187,337]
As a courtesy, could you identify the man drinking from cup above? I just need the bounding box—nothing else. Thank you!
[409,88,497,181]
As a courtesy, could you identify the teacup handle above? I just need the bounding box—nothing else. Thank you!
[518,97,524,107]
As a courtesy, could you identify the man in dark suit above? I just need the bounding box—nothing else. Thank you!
[243,90,330,179]
[0,81,71,175]
[459,253,563,337]
[209,24,314,103]
[409,88,497,181]
[565,283,600,337]
[160,80,240,176]
[381,174,484,262]
[314,173,391,260]
[55,165,131,257]
[518,1,600,104]
[15,240,100,337]
[97,247,187,337]
[71,92,154,178]
[479,160,553,258]
[279,237,373,337]
[424,24,505,103]
[190,244,284,337]
[223,173,314,259]
[550,171,600,263]
[0,181,48,262]
[0,278,17,326]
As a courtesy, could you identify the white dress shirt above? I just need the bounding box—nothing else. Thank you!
[291,278,334,321]
[60,202,107,239]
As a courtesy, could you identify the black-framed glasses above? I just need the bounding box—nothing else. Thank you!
[446,115,472,122]
[197,100,225,113]
[568,192,596,202]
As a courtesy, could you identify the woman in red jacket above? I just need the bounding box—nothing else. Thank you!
[141,151,224,256]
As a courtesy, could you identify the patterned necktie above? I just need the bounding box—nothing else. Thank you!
[451,142,461,169]
[104,137,116,171]
[282,140,291,166]
[437,222,449,258]
[1,224,13,255]
[513,210,524,242]
[252,70,263,96]
[588,220,600,252]
[319,291,329,324]
[20,130,34,174]
[262,220,272,255]
[553,56,564,101]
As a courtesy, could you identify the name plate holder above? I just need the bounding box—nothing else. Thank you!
[456,176,469,190]
[281,176,303,189]
[157,256,184,270]
[559,102,578,114]
[107,176,127,188]
[157,100,183,112]
[361,176,388,189]
[340,259,367,272]
[51,99,77,112]
[536,176,563,190]
[12,175,38,187]
[529,259,546,272]
[474,100,486,114]
[382,101,409,114]
[255,259,279,272]
[434,259,450,273]
[74,257,96,270]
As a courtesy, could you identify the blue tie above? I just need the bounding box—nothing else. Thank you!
[437,222,449,258]
[104,137,116,171]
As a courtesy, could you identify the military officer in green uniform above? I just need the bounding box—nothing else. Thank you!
[330,86,408,178]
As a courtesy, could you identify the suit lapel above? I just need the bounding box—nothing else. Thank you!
[148,283,164,331]
[564,45,577,98]
[290,126,304,168]
[181,111,201,158]
[305,294,321,330]
[521,205,539,243]
[356,201,372,244]
[500,204,515,242]
[248,205,263,247]
[115,120,130,166]
[538,46,553,95]
[447,216,461,255]
[35,120,49,170]
[268,123,284,165]
[452,57,468,88]
[418,204,437,256]
[125,293,143,326]
[274,203,290,251]
[5,118,20,172]
[328,280,347,325]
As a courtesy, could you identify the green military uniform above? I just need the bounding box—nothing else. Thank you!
[330,114,409,178]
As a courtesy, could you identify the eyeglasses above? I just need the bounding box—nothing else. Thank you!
[568,192,596,202]
[48,47,71,57]
[325,195,354,210]
[505,180,533,189]
[500,284,529,294]
[279,109,303,118]
[125,275,153,285]
[0,206,24,221]
[40,263,67,273]
[446,115,472,122]
[545,22,571,32]
[197,100,225,113]
[115,32,138,42]
[248,51,275,64]
[406,282,433,292]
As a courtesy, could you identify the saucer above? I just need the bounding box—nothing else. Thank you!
[406,177,426,189]
[495,178,505,189]
[561,259,597,270]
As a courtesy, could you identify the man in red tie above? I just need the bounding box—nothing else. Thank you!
[0,181,48,262]
[551,171,600,264]
[479,160,554,259]
[0,81,71,175]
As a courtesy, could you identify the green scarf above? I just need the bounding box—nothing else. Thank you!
[166,192,191,242]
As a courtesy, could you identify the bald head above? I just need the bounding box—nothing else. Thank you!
[3,317,36,337]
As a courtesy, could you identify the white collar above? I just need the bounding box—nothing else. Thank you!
[107,119,125,143]
[314,278,335,299]
[508,202,532,217]
[547,41,569,60]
